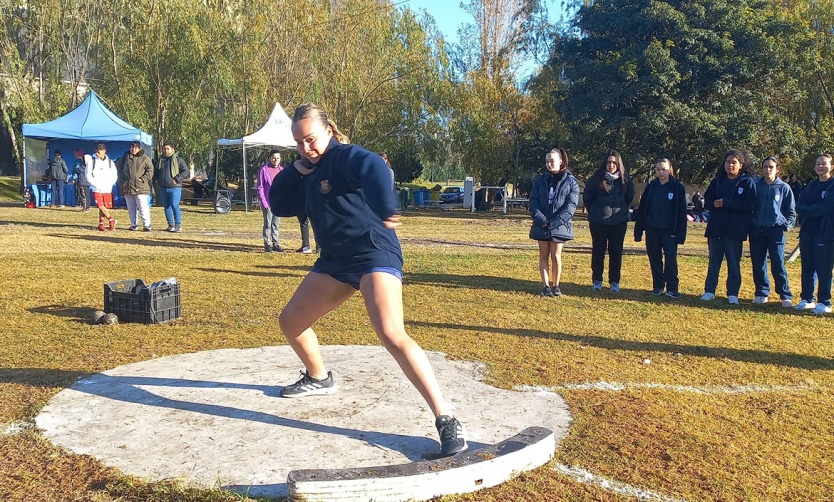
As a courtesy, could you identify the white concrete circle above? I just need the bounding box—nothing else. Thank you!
[36,346,571,498]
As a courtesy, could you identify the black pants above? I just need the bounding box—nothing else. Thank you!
[298,215,310,248]
[75,184,89,210]
[645,228,679,292]
[589,222,627,283]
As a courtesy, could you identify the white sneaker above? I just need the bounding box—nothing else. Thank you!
[728,296,740,304]
[700,292,715,301]
[752,296,767,304]
[812,303,832,315]
[794,299,816,310]
[781,299,794,308]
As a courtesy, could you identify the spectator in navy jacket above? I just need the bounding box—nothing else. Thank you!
[583,150,634,292]
[749,156,796,307]
[633,158,688,298]
[700,149,757,304]
[268,103,467,457]
[529,147,579,297]
[794,154,834,314]
[46,150,69,207]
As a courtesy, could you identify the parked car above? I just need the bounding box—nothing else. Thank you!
[440,186,464,203]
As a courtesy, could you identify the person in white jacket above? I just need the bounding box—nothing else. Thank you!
[86,143,119,231]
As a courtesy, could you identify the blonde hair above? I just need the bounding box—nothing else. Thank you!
[292,103,349,144]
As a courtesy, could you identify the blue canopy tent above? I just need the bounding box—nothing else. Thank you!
[22,90,153,207]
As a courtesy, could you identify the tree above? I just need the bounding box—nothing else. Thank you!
[550,0,822,183]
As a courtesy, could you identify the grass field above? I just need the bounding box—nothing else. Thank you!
[1,177,832,501]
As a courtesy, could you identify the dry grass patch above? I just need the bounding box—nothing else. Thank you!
[1,205,832,501]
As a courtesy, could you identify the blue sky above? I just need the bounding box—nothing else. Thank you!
[398,0,570,79]
[399,0,570,43]
[400,0,473,43]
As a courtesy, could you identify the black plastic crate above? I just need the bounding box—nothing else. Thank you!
[104,278,181,324]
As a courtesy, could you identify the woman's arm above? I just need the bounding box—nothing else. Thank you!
[528,177,548,226]
[268,162,307,217]
[551,177,579,228]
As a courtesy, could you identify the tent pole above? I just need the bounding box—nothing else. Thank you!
[242,145,249,213]
[22,138,28,189]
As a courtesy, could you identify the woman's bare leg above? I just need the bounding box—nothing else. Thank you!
[551,242,564,286]
[279,272,355,379]
[359,272,450,417]
[538,240,552,287]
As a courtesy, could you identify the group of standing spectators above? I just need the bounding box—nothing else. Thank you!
[528,147,834,315]
[47,141,189,232]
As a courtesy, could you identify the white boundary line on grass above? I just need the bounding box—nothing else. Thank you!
[554,463,688,502]
[515,382,819,395]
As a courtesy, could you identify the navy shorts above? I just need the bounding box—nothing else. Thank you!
[311,266,403,290]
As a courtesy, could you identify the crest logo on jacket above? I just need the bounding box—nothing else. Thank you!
[319,179,331,194]
[738,187,743,195]
[775,194,780,202]
[668,192,674,200]
[823,190,828,199]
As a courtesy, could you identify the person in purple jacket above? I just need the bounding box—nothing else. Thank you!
[268,103,467,457]
[257,150,284,252]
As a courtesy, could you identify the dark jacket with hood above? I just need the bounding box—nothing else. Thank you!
[268,138,403,274]
[154,153,189,188]
[703,170,757,241]
[633,175,688,245]
[529,170,579,241]
[46,156,69,182]
[117,149,154,195]
[583,169,634,225]
[796,177,834,242]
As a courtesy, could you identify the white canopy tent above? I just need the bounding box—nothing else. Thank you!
[216,103,295,212]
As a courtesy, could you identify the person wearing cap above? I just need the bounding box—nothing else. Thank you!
[117,141,154,231]
[72,149,91,212]
[154,141,189,232]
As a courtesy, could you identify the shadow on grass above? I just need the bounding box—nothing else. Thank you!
[0,368,88,387]
[53,233,257,253]
[1,219,96,230]
[28,304,95,323]
[196,266,308,278]
[412,320,834,370]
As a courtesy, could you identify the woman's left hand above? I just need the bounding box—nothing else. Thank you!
[383,214,401,229]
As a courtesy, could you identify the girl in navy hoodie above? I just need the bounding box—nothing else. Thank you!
[268,103,466,456]
[700,149,757,304]
[633,158,688,298]
[794,154,834,314]
[529,147,580,297]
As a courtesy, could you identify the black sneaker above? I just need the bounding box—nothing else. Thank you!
[280,370,336,398]
[666,291,682,299]
[540,286,554,297]
[273,245,285,253]
[435,415,467,456]
[551,285,562,297]
[650,289,664,296]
